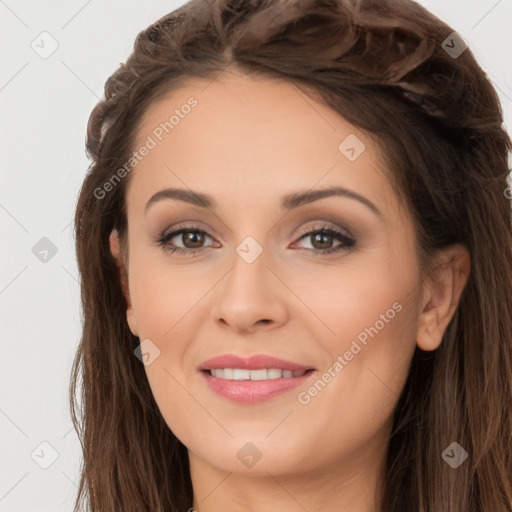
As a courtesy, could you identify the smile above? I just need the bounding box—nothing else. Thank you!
[205,368,309,379]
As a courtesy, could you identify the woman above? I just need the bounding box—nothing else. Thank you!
[70,0,512,510]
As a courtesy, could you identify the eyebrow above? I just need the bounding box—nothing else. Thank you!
[144,186,383,217]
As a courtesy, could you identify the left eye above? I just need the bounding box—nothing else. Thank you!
[156,228,214,253]
[292,226,356,255]
[155,225,356,255]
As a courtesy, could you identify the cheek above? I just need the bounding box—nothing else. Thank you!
[291,256,419,423]
[289,253,417,355]
[127,251,203,337]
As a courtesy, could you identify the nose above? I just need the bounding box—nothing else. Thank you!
[211,246,289,335]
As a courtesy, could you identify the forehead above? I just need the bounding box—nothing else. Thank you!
[127,72,395,215]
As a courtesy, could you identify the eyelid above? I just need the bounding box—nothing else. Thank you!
[155,220,356,255]
[158,221,215,239]
[293,220,354,240]
[158,220,350,243]
[158,222,218,245]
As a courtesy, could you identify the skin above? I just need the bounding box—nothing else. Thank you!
[109,71,470,512]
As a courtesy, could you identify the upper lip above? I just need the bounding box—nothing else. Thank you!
[198,354,315,371]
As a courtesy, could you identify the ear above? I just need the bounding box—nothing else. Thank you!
[416,244,471,351]
[109,230,139,337]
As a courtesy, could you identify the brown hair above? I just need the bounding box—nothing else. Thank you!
[70,0,512,510]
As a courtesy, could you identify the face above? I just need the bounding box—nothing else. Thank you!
[113,72,431,478]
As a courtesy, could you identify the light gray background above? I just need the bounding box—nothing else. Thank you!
[1,1,511,510]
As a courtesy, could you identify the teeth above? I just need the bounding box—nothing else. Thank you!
[267,368,282,379]
[249,369,268,381]
[222,368,233,379]
[209,368,308,380]
[233,369,250,380]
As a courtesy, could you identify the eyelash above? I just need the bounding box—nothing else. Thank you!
[154,222,356,257]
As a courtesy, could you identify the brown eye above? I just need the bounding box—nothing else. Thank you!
[156,226,215,255]
[309,231,335,250]
[155,224,355,257]
[180,230,206,249]
[294,226,356,255]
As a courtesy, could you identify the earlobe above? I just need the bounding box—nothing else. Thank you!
[126,308,139,337]
[109,229,120,259]
[416,244,471,351]
[109,230,130,302]
[110,230,139,336]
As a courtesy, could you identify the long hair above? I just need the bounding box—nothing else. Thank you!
[70,0,512,510]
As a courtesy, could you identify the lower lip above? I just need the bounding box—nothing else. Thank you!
[199,370,316,404]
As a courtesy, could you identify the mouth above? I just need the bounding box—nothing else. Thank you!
[201,368,315,380]
[197,353,317,404]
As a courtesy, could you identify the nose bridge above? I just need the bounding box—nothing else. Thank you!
[225,235,273,308]
[211,233,289,332]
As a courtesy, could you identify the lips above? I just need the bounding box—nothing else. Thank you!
[197,353,317,404]
[198,353,315,372]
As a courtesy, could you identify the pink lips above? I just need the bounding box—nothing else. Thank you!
[198,353,313,371]
[198,353,316,404]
